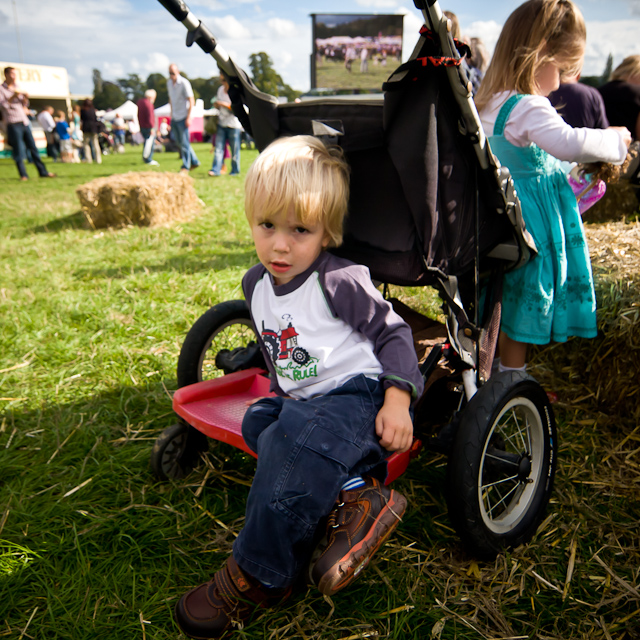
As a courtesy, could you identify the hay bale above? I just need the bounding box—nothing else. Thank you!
[531,220,640,430]
[583,180,640,224]
[76,171,201,228]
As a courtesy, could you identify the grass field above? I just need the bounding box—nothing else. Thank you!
[315,58,395,91]
[1,144,639,640]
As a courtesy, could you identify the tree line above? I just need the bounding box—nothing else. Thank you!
[91,52,301,110]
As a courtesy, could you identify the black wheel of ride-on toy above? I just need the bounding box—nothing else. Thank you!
[446,371,557,559]
[150,422,209,481]
[177,300,263,387]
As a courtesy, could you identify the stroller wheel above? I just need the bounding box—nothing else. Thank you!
[177,300,262,387]
[446,371,557,559]
[151,422,208,481]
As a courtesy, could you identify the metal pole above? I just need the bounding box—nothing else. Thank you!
[11,0,24,63]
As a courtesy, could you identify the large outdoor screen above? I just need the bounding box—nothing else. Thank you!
[311,14,404,92]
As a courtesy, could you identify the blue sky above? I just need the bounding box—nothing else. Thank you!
[1,0,639,96]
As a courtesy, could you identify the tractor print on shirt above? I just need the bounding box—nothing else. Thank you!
[261,316,319,382]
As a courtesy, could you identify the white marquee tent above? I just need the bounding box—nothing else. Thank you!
[153,99,217,119]
[101,100,139,121]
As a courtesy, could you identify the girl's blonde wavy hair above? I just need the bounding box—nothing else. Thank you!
[474,0,586,112]
[610,55,640,83]
[244,135,350,248]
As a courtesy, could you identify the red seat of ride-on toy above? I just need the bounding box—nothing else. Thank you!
[172,368,421,484]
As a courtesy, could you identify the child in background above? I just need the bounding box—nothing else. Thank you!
[54,110,74,163]
[474,0,631,374]
[174,136,424,638]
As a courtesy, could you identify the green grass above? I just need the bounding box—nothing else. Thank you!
[315,58,394,91]
[1,144,639,639]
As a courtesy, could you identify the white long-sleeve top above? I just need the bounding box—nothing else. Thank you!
[480,91,628,164]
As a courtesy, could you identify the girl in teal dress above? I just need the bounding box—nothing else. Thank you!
[474,0,631,372]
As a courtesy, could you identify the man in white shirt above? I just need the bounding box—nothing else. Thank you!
[167,63,200,172]
[36,105,59,162]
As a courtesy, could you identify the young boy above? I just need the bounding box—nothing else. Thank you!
[174,136,424,638]
[55,111,73,163]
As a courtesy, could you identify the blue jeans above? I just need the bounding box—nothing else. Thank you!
[233,375,388,588]
[211,126,241,175]
[141,127,155,163]
[172,118,199,170]
[113,130,126,146]
[7,123,49,179]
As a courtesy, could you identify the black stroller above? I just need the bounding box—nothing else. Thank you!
[152,0,557,560]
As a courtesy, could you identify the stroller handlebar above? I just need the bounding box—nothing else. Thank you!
[157,0,235,76]
[157,0,189,21]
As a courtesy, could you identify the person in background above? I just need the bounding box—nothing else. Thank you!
[80,98,102,164]
[443,9,461,39]
[474,0,631,375]
[209,71,242,176]
[467,37,489,94]
[37,106,60,162]
[360,46,369,74]
[443,11,473,84]
[167,63,200,172]
[0,66,55,181]
[137,88,159,166]
[55,110,74,163]
[599,55,640,141]
[112,113,126,151]
[70,104,83,161]
[549,75,609,129]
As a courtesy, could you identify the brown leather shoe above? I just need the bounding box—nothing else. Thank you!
[174,556,290,638]
[309,477,407,596]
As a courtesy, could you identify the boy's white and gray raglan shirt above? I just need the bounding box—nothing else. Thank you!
[242,252,424,402]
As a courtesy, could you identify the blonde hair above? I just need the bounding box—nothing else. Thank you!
[474,0,586,112]
[244,135,350,248]
[610,55,640,83]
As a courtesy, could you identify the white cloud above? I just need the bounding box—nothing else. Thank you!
[102,62,126,79]
[583,19,640,76]
[11,0,131,31]
[266,17,297,38]
[395,8,423,59]
[209,15,252,39]
[356,0,400,8]
[463,20,502,54]
[191,0,225,9]
[142,52,172,75]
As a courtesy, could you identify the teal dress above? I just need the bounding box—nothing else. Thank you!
[490,94,597,344]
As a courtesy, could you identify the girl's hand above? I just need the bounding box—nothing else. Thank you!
[375,386,413,453]
[609,126,632,148]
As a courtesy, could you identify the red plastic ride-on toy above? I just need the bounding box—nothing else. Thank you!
[151,0,557,560]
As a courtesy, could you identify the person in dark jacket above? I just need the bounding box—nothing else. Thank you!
[137,89,158,166]
[80,98,102,164]
[599,55,640,141]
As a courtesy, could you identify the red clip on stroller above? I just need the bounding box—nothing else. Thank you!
[152,0,556,559]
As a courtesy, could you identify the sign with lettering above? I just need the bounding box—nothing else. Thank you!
[0,62,70,98]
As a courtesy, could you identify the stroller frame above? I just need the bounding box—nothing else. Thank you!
[152,0,557,560]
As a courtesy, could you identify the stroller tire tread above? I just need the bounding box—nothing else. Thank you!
[446,371,556,558]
